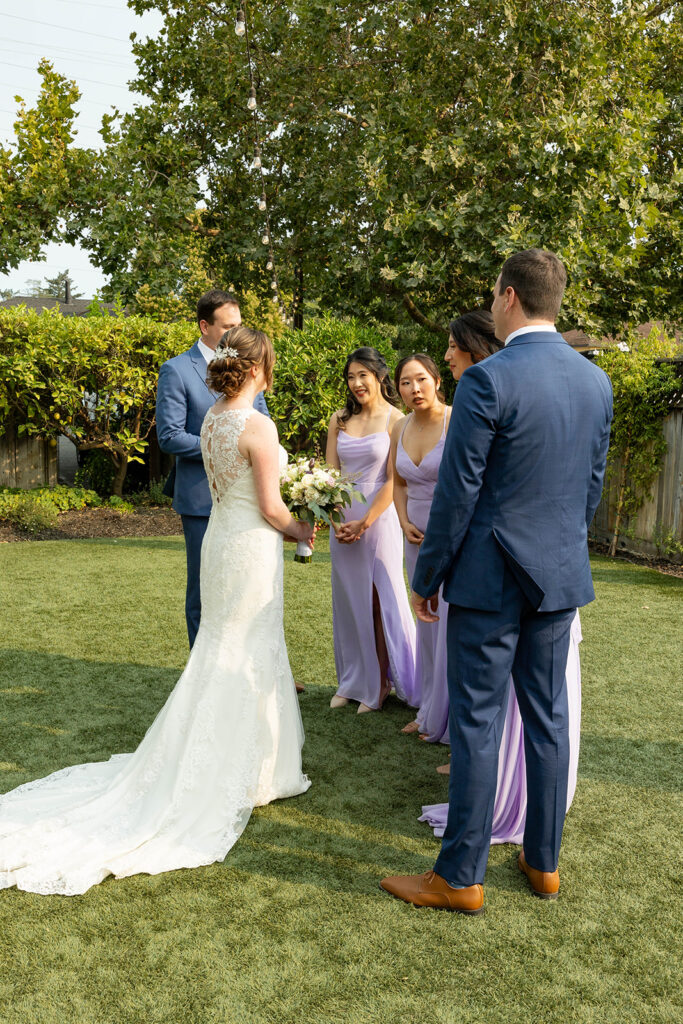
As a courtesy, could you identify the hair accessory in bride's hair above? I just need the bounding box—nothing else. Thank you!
[217,345,239,359]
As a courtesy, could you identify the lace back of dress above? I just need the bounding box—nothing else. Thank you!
[201,408,254,504]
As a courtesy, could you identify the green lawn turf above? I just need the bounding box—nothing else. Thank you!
[0,535,681,1024]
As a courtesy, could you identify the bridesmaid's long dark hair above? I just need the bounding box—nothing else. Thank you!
[448,310,502,362]
[339,347,400,424]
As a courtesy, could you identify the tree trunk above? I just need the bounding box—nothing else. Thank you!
[293,256,304,330]
[111,453,129,497]
[608,444,631,557]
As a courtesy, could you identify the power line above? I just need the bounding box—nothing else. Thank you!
[0,39,134,68]
[51,0,131,11]
[0,108,103,131]
[0,13,130,44]
[0,61,134,91]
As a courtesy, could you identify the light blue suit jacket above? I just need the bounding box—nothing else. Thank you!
[156,341,269,517]
[412,332,613,613]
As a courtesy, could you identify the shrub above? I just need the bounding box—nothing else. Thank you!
[595,328,680,556]
[268,315,397,454]
[74,451,116,498]
[128,478,172,508]
[107,496,135,514]
[0,305,197,496]
[0,484,104,536]
[0,493,59,534]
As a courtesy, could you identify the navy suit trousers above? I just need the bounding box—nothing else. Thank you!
[181,514,209,648]
[434,566,575,885]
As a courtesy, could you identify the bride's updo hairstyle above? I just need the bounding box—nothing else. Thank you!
[207,325,275,398]
[339,346,400,424]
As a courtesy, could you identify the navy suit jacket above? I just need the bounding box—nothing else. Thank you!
[156,341,269,517]
[412,331,613,613]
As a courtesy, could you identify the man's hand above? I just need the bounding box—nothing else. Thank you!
[411,589,439,623]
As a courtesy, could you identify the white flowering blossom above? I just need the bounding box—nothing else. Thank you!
[280,454,364,527]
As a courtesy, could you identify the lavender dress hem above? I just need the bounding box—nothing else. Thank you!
[419,613,583,845]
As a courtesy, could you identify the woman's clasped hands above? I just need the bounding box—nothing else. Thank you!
[335,518,367,543]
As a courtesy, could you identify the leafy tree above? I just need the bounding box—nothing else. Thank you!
[0,306,196,495]
[71,1,681,339]
[0,61,93,272]
[22,270,84,300]
[595,329,680,556]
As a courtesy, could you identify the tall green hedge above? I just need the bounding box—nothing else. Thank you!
[268,315,398,454]
[0,305,196,494]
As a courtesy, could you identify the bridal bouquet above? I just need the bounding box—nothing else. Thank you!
[281,456,364,563]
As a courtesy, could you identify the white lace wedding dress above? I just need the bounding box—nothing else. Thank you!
[0,407,310,895]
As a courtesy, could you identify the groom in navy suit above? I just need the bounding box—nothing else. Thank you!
[381,250,612,914]
[156,289,268,647]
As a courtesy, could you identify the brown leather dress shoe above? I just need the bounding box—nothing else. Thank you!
[294,681,306,694]
[380,870,484,915]
[518,851,559,899]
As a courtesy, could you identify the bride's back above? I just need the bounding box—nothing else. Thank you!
[200,407,259,509]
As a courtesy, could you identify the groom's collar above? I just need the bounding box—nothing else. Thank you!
[504,323,558,346]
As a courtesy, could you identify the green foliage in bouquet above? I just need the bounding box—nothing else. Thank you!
[269,316,397,455]
[280,456,363,530]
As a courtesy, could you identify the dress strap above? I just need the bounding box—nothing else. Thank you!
[385,408,392,430]
[441,405,448,438]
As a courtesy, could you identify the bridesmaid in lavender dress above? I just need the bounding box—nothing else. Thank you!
[325,347,418,714]
[391,353,451,742]
[415,311,583,843]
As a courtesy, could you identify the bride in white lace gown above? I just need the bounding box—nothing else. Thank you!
[0,326,314,895]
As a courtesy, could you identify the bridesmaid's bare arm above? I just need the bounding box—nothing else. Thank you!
[325,411,342,471]
[391,416,423,545]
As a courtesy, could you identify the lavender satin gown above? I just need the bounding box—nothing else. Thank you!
[330,419,418,709]
[419,612,583,844]
[395,412,450,742]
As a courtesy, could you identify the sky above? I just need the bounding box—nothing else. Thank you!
[0,0,164,298]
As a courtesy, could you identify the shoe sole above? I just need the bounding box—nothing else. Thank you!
[378,883,485,915]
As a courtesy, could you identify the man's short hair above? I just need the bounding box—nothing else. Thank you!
[196,289,239,327]
[499,249,567,321]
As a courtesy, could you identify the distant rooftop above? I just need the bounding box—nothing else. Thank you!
[0,295,116,317]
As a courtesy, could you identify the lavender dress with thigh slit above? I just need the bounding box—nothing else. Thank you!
[330,423,418,709]
[395,412,450,742]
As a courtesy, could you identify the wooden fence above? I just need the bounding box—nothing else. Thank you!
[0,420,57,489]
[590,406,683,562]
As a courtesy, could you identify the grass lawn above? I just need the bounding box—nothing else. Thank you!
[0,535,681,1024]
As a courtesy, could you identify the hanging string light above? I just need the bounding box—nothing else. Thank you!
[234,1,284,313]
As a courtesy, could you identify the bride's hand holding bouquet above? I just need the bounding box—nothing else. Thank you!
[280,456,364,562]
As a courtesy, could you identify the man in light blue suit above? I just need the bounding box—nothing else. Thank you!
[381,250,613,914]
[156,289,268,647]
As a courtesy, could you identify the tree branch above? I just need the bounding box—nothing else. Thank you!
[645,1,678,19]
[401,293,449,337]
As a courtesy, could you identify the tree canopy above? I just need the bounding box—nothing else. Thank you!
[2,3,681,336]
[0,61,93,273]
